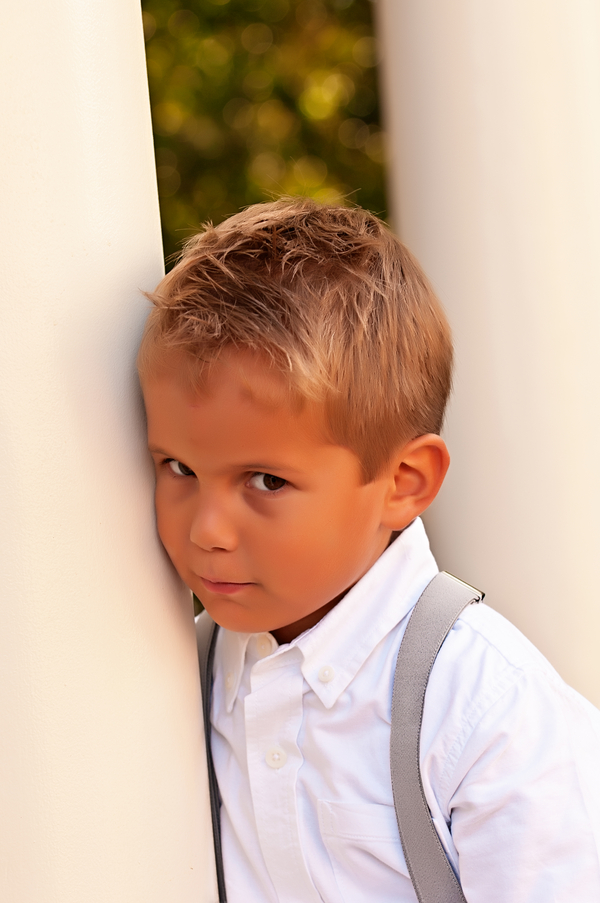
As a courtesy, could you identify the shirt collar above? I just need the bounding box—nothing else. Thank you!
[217,517,438,712]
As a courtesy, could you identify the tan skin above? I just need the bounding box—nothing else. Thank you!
[142,348,450,644]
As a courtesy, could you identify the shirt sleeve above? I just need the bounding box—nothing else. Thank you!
[445,668,600,902]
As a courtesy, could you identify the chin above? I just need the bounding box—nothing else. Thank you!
[200,598,266,634]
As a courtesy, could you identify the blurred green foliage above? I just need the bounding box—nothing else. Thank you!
[141,0,387,263]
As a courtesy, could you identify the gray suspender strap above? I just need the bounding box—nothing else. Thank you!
[390,571,484,903]
[195,571,483,903]
[195,611,227,903]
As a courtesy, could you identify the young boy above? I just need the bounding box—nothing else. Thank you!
[138,198,600,902]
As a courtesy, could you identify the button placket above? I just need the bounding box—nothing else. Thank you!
[243,655,321,902]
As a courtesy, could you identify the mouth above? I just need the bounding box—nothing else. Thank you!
[199,576,254,595]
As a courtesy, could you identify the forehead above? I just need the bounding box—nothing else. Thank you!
[142,347,331,459]
[142,345,298,406]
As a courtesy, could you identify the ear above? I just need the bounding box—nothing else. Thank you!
[380,434,450,530]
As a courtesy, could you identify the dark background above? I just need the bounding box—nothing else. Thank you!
[141,0,387,264]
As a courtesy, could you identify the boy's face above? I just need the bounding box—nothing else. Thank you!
[142,348,395,642]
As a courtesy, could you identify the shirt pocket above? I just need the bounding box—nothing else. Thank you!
[317,800,414,903]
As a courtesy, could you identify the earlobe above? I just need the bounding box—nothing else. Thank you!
[381,435,450,531]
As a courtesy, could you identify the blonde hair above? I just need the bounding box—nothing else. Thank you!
[139,197,452,482]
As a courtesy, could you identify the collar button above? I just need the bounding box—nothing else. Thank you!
[318,665,335,683]
[256,633,274,658]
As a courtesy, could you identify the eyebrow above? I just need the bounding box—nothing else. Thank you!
[147,445,171,456]
[240,462,306,475]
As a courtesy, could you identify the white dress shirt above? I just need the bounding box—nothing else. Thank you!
[211,518,600,902]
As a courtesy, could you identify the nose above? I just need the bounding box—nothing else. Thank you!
[189,489,238,552]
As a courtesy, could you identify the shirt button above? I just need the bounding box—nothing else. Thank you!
[225,671,234,690]
[256,633,274,659]
[265,746,287,769]
[318,665,335,683]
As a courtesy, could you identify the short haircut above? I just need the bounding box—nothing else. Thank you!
[139,197,452,482]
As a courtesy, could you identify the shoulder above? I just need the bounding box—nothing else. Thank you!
[420,601,600,802]
[431,600,584,705]
[427,601,600,736]
[445,602,561,706]
[450,601,554,664]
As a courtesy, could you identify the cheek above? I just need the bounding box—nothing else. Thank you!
[260,516,342,588]
[288,489,382,572]
[154,489,185,555]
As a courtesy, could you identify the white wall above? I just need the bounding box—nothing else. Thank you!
[0,2,215,899]
[376,0,600,705]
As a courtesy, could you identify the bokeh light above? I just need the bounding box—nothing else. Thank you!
[142,0,387,262]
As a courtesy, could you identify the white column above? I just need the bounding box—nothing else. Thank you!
[0,2,215,900]
[376,0,600,705]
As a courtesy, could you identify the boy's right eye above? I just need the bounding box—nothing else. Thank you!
[167,459,196,477]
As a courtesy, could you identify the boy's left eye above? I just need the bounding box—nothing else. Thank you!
[247,472,287,492]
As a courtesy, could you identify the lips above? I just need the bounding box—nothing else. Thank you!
[199,576,253,595]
